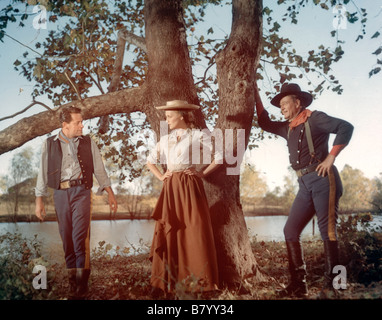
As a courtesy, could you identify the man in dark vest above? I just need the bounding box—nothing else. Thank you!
[35,106,118,299]
[254,83,353,298]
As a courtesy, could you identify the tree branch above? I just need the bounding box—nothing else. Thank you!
[64,71,83,100]
[99,29,129,134]
[108,29,128,93]
[0,86,148,155]
[3,32,43,57]
[119,29,147,52]
[0,101,52,122]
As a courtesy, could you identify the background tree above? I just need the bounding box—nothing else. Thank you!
[339,164,375,212]
[279,167,298,211]
[262,187,283,209]
[3,147,36,219]
[0,0,378,286]
[370,174,382,213]
[239,163,267,212]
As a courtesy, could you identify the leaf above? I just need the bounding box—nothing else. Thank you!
[123,247,130,254]
[371,31,380,39]
[372,47,382,56]
[369,67,381,78]
[263,7,272,16]
[63,34,72,48]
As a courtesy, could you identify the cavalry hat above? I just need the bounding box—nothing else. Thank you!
[270,83,313,108]
[156,100,200,111]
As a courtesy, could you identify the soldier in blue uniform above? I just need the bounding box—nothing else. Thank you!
[255,83,353,298]
[35,106,118,298]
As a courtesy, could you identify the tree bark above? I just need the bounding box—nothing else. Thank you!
[209,0,264,285]
[143,0,205,133]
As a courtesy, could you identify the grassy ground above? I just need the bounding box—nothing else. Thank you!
[1,213,381,300]
[42,239,382,301]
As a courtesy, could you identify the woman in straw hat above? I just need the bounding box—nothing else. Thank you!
[146,100,222,296]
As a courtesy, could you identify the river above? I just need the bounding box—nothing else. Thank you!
[1,215,380,265]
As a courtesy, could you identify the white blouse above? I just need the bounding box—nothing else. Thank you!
[147,128,223,172]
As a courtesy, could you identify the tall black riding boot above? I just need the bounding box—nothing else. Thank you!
[318,240,340,299]
[277,241,308,298]
[67,268,77,299]
[76,268,91,299]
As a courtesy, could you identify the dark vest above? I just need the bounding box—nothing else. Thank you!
[47,135,94,190]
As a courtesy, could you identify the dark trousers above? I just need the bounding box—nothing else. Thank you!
[54,185,91,269]
[284,166,343,242]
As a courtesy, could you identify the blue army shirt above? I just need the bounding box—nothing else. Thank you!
[258,110,354,170]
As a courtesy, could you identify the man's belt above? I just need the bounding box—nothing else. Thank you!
[295,163,319,178]
[59,179,84,189]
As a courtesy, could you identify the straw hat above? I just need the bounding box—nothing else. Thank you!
[156,100,200,111]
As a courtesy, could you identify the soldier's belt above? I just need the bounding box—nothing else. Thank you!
[59,179,84,189]
[295,163,319,178]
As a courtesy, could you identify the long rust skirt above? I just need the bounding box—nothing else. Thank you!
[149,171,219,292]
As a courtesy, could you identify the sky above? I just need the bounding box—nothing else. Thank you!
[0,1,381,192]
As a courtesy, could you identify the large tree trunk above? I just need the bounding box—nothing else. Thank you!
[143,0,205,132]
[210,0,264,285]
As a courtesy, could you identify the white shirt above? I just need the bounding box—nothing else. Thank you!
[147,128,223,172]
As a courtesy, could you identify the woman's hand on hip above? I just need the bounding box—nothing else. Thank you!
[160,170,173,181]
[184,167,204,178]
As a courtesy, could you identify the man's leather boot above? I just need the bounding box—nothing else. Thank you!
[76,268,91,299]
[67,268,77,299]
[277,241,308,298]
[318,240,340,299]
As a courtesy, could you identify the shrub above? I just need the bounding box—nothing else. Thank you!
[338,213,382,285]
[0,232,55,300]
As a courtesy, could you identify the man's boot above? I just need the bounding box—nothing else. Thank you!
[76,268,91,299]
[318,240,340,299]
[67,268,77,299]
[277,241,308,298]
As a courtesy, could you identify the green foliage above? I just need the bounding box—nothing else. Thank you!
[2,147,38,218]
[371,174,382,213]
[240,163,268,204]
[339,164,376,212]
[0,232,55,299]
[338,213,382,285]
[241,165,298,214]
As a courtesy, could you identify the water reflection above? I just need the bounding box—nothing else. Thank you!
[245,215,319,242]
[0,216,320,264]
